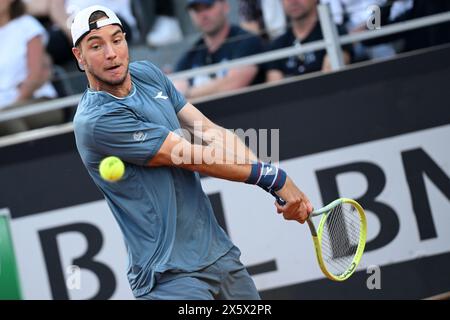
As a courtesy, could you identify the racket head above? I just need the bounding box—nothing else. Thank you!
[311,198,367,281]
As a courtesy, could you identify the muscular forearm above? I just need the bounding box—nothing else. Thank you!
[181,110,258,164]
[150,131,312,223]
[185,142,312,224]
[202,126,258,164]
[182,147,252,182]
[152,132,252,181]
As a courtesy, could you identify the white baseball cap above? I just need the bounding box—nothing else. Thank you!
[71,5,123,47]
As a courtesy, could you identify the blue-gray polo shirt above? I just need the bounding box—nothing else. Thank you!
[73,61,233,297]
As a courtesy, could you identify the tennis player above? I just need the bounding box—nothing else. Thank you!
[71,5,312,300]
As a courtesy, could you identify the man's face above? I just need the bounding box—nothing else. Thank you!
[188,1,229,36]
[73,24,129,87]
[282,0,317,21]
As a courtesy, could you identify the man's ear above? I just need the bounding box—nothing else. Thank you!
[72,47,83,66]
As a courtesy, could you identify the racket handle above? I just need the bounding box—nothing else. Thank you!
[270,190,287,206]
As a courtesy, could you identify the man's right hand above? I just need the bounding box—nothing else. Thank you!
[274,177,313,224]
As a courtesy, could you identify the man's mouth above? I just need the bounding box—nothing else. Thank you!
[106,65,121,71]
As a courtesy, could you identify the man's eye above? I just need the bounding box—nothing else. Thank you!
[91,44,101,50]
[113,38,122,44]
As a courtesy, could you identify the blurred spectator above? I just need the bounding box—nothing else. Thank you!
[25,0,136,65]
[143,0,183,47]
[265,0,352,82]
[238,0,287,40]
[320,0,397,61]
[0,0,60,136]
[239,0,264,37]
[321,0,384,31]
[378,0,450,53]
[174,0,265,99]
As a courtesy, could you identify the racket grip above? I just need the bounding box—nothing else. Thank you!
[270,190,287,206]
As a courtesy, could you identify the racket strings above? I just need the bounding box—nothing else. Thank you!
[320,203,361,276]
[327,206,360,263]
[324,205,360,272]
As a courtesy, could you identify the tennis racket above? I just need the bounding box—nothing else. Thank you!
[272,192,367,281]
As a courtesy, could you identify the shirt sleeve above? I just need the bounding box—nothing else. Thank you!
[152,63,188,113]
[21,15,48,45]
[93,107,170,166]
[134,61,188,113]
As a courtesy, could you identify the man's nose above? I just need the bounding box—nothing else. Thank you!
[104,43,117,60]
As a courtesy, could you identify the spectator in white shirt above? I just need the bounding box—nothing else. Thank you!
[320,0,397,60]
[0,0,60,135]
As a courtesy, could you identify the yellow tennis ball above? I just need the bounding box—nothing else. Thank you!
[99,156,125,182]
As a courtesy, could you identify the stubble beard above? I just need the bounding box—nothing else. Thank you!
[89,63,130,87]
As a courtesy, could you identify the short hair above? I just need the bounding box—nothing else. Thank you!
[89,10,109,24]
[76,11,110,49]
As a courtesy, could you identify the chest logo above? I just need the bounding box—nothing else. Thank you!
[133,131,147,142]
[154,91,168,100]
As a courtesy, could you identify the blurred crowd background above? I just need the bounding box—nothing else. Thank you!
[0,0,449,136]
